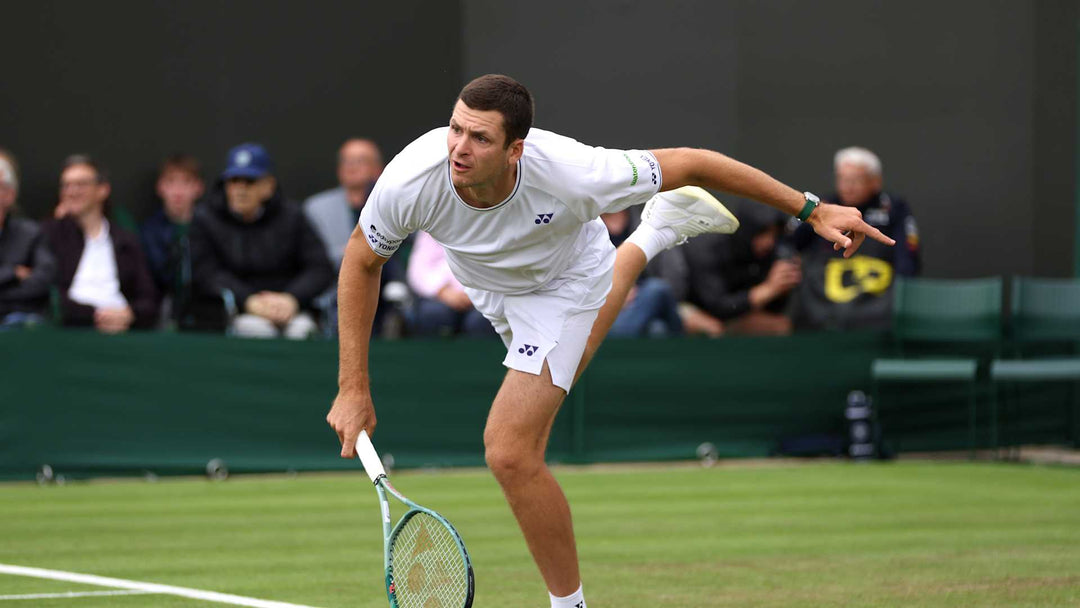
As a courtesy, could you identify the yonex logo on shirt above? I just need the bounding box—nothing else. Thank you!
[535,213,554,224]
[518,344,538,356]
[638,152,658,185]
[366,223,402,254]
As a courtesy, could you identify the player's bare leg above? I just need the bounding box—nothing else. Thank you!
[483,362,580,597]
[576,186,740,383]
[574,243,648,383]
[488,189,738,602]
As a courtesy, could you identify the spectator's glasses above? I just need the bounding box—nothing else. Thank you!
[226,177,258,186]
[60,178,101,191]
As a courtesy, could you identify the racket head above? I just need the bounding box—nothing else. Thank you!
[386,508,474,608]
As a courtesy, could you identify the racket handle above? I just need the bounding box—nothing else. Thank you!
[355,430,386,483]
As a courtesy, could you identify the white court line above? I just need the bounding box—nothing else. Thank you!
[0,564,322,608]
[0,590,155,600]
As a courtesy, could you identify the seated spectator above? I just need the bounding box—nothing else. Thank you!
[406,231,494,337]
[602,209,683,337]
[0,149,57,328]
[673,204,798,336]
[304,139,383,267]
[790,147,920,331]
[42,155,159,332]
[53,174,139,234]
[140,154,205,324]
[304,138,404,336]
[189,143,333,339]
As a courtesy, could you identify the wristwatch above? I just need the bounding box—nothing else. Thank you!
[797,192,820,222]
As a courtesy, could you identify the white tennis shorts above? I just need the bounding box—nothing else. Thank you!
[464,220,616,393]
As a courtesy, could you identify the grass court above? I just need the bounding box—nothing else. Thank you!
[1,462,1078,607]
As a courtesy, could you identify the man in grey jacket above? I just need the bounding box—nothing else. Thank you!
[304,139,402,336]
[0,149,56,328]
[304,138,383,269]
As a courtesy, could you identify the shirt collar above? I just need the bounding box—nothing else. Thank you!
[87,218,111,244]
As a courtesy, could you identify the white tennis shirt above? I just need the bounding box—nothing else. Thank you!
[359,127,661,295]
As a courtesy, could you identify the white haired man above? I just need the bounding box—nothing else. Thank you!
[790,146,920,330]
[0,149,57,328]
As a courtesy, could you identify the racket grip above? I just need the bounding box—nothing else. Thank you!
[355,430,386,483]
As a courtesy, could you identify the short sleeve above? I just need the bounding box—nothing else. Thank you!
[526,131,662,222]
[586,148,663,216]
[357,182,413,258]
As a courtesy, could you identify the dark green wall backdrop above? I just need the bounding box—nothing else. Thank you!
[1,1,1076,277]
[464,0,1079,278]
[1,1,463,220]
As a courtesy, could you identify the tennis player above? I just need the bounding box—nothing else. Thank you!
[328,74,893,608]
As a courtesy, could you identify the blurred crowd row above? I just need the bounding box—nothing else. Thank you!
[0,141,920,339]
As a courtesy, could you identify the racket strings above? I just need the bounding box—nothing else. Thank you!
[389,512,468,608]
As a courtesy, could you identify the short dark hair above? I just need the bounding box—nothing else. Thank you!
[158,154,203,181]
[62,154,109,184]
[457,74,534,147]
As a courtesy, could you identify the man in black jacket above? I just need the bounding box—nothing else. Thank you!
[658,203,799,336]
[789,147,920,331]
[0,149,57,328]
[188,143,333,338]
[42,155,159,332]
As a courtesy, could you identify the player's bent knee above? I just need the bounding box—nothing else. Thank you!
[484,441,543,483]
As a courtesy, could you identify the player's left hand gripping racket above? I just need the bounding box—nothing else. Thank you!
[356,430,475,608]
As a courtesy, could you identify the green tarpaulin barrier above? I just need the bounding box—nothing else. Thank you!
[1,329,1072,480]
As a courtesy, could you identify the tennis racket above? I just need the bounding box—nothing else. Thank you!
[355,430,475,608]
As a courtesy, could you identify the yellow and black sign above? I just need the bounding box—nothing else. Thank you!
[824,256,894,303]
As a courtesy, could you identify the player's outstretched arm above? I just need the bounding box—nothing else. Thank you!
[327,227,388,458]
[652,148,895,257]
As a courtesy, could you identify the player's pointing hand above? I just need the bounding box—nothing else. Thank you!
[327,392,377,459]
[807,202,895,258]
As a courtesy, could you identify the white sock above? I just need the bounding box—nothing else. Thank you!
[549,583,586,608]
[625,222,678,262]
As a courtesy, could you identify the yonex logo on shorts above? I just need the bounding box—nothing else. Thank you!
[535,213,554,224]
[518,344,538,356]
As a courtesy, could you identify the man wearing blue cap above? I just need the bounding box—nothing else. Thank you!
[188,143,334,338]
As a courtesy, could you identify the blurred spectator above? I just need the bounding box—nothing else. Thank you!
[304,138,404,337]
[406,231,494,337]
[0,149,57,328]
[790,147,920,331]
[53,169,139,234]
[189,143,333,339]
[304,138,383,268]
[673,205,798,336]
[140,154,204,324]
[602,209,683,337]
[42,155,158,332]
